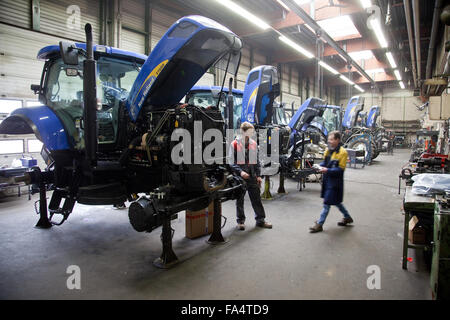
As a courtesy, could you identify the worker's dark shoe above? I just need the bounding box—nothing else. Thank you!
[237,223,245,231]
[256,221,272,229]
[309,222,323,233]
[337,217,354,226]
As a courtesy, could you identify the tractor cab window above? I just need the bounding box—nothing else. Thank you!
[44,56,141,148]
[312,108,341,134]
[187,91,243,129]
[273,105,288,125]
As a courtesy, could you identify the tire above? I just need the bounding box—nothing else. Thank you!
[346,135,372,164]
[371,141,380,160]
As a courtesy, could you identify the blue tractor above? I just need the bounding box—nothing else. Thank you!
[0,16,247,268]
[338,96,374,164]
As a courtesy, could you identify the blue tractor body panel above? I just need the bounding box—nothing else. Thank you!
[126,15,240,121]
[288,97,326,133]
[241,65,279,125]
[0,106,71,150]
[366,105,380,128]
[241,66,264,124]
[189,85,243,95]
[342,96,364,129]
[37,43,148,61]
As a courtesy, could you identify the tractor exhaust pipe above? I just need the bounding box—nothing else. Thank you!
[83,23,98,167]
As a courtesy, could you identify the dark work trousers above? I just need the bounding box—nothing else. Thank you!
[236,177,266,224]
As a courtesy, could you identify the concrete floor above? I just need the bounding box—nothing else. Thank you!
[0,149,431,299]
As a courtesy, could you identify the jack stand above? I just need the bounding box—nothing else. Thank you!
[277,173,287,194]
[153,215,178,269]
[261,176,273,200]
[207,199,228,244]
[35,181,52,229]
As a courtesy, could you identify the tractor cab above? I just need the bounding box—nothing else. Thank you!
[308,105,342,138]
[186,85,244,129]
[357,111,368,127]
[0,44,147,152]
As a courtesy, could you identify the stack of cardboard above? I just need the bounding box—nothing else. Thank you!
[185,202,215,239]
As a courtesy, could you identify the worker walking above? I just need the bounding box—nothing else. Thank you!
[229,122,272,230]
[310,131,353,233]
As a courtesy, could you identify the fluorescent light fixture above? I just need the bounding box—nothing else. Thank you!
[369,18,388,48]
[394,69,402,81]
[279,35,314,58]
[354,85,365,92]
[276,0,291,11]
[319,61,339,75]
[360,0,372,8]
[349,50,374,61]
[386,52,397,69]
[317,15,359,39]
[399,81,405,89]
[365,68,385,74]
[340,75,355,85]
[215,0,271,30]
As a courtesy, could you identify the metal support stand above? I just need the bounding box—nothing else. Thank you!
[207,199,228,244]
[277,172,287,194]
[261,176,273,200]
[35,181,52,229]
[153,215,178,269]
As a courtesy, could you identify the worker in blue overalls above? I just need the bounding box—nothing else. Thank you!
[310,130,353,233]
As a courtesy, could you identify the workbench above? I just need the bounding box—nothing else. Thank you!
[402,186,435,270]
[0,167,32,200]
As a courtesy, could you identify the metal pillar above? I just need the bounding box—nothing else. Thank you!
[153,215,178,269]
[207,199,228,244]
[261,176,273,200]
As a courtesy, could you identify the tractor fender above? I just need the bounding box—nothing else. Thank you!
[0,106,71,151]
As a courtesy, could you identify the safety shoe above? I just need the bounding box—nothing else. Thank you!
[309,222,323,233]
[237,223,245,231]
[256,221,272,229]
[337,217,354,226]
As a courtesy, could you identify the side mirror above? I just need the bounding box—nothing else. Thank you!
[59,41,79,65]
[31,84,41,95]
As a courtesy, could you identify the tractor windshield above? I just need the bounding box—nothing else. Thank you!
[311,107,341,135]
[44,56,141,147]
[273,105,288,125]
[187,91,243,128]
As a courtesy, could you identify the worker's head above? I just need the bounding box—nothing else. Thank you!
[240,122,255,141]
[328,130,341,149]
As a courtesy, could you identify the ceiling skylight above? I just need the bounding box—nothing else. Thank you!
[317,15,360,39]
[349,50,374,61]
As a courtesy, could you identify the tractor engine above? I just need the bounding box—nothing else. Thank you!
[124,104,227,198]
